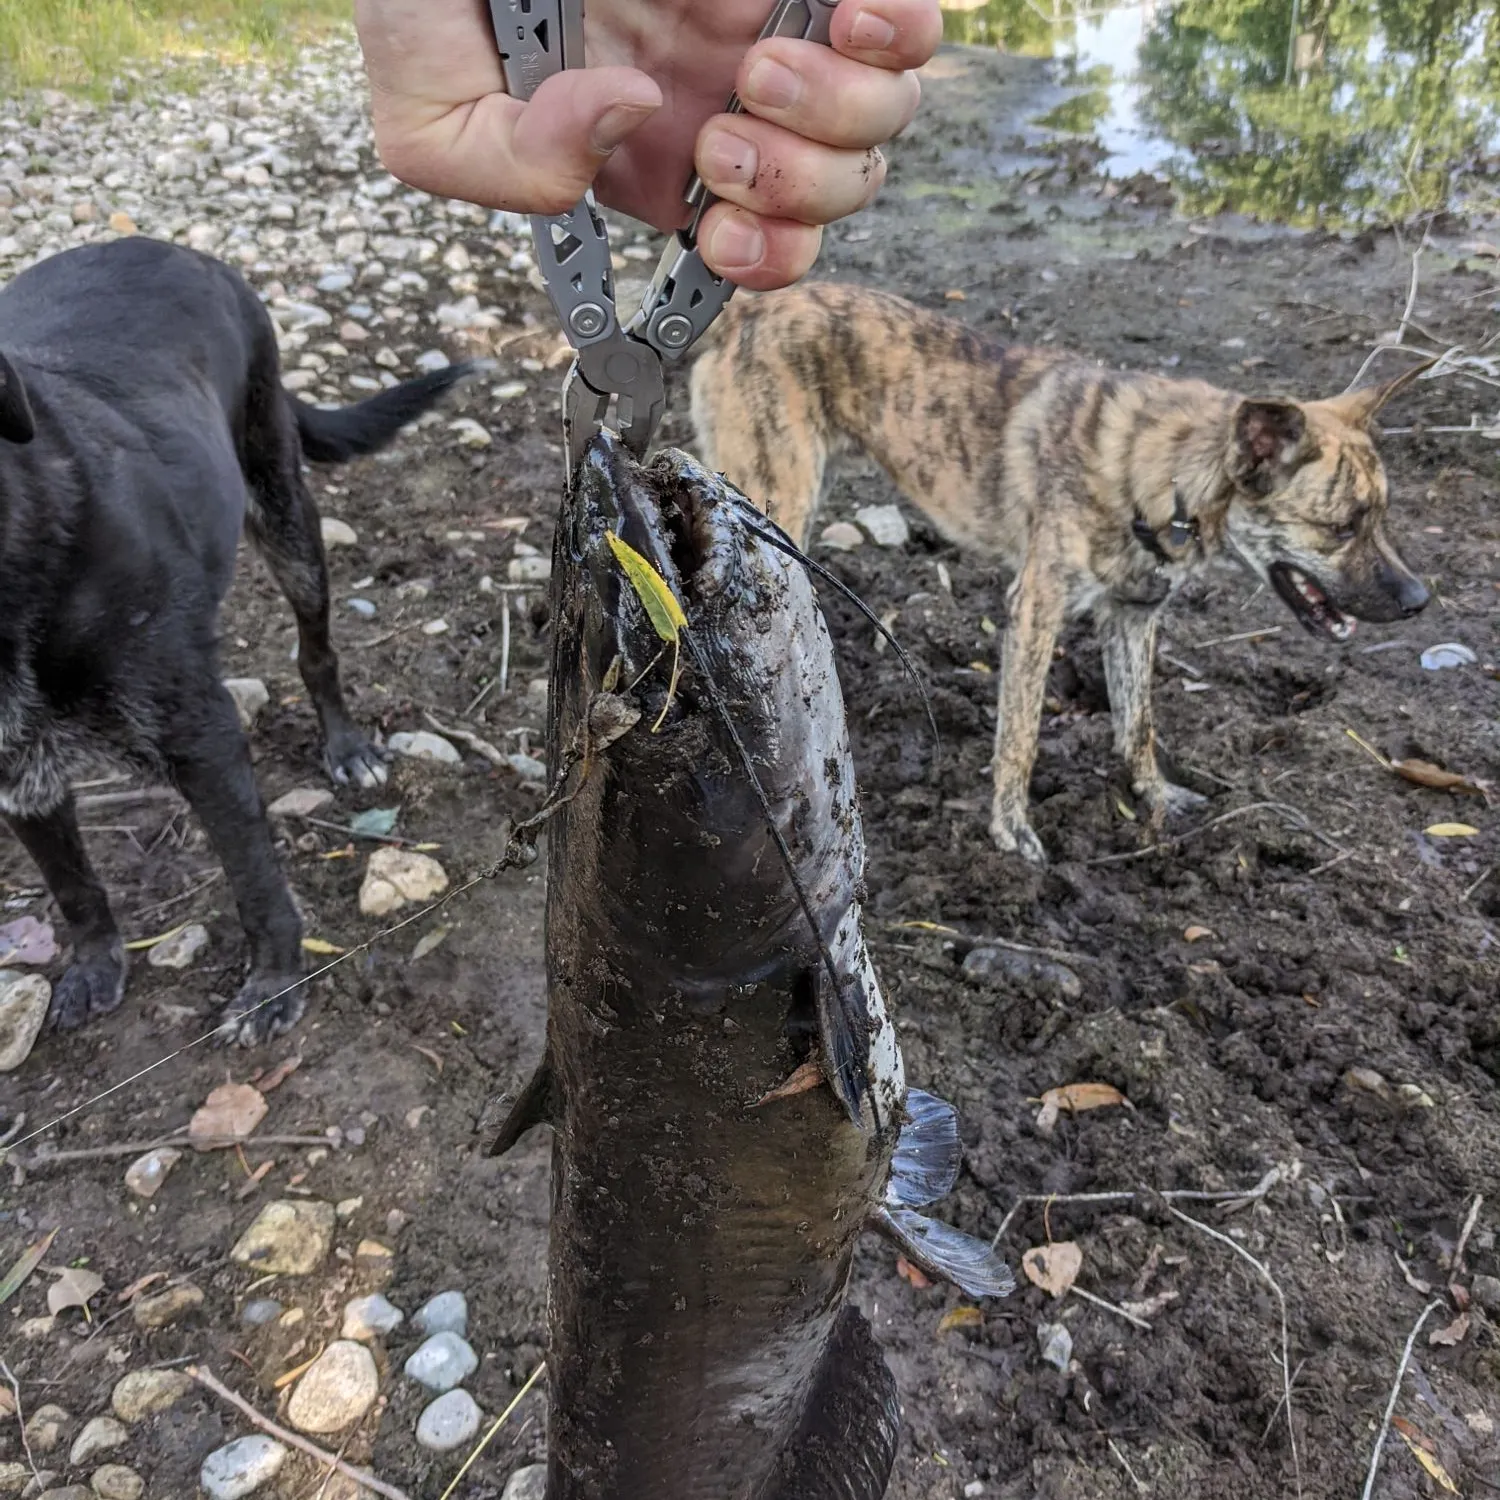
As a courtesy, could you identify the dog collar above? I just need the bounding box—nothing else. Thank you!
[1132,489,1200,564]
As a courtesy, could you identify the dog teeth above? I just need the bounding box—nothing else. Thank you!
[1329,618,1353,641]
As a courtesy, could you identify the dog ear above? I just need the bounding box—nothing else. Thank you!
[1229,399,1313,496]
[0,352,36,444]
[1316,356,1436,430]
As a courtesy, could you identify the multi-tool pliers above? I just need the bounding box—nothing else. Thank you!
[487,0,838,476]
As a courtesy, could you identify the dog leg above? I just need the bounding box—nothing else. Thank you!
[5,800,127,1028]
[990,551,1065,864]
[1097,603,1206,822]
[167,684,308,1045]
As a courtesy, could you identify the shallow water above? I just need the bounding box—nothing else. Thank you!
[940,0,1500,226]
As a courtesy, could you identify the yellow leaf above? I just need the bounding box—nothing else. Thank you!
[1396,1430,1459,1494]
[937,1306,984,1334]
[606,531,686,643]
[1115,799,1137,822]
[124,920,192,952]
[1022,1241,1083,1298]
[1424,823,1478,838]
[966,661,993,674]
[301,937,344,955]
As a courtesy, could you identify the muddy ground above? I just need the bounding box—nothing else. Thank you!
[3,40,1499,1500]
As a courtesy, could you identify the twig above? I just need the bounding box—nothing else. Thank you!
[1071,1284,1153,1332]
[1085,801,1341,866]
[0,1359,42,1489]
[74,787,185,810]
[1168,1207,1301,1499]
[0,1113,24,1149]
[888,922,1099,968]
[1453,1194,1483,1275]
[1108,1437,1149,1494]
[423,711,508,769]
[132,870,223,922]
[1345,226,1429,393]
[437,1361,547,1500]
[294,815,425,849]
[1196,626,1282,649]
[500,595,512,697]
[1359,1300,1444,1500]
[1307,848,1357,878]
[11,1134,330,1170]
[189,1366,410,1500]
[1462,866,1493,902]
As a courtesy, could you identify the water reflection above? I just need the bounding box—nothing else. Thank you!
[940,0,1500,225]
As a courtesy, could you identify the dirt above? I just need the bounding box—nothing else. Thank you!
[3,41,1500,1500]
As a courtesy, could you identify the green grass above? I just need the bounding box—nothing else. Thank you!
[0,0,350,95]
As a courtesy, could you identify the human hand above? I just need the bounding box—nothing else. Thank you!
[353,0,940,290]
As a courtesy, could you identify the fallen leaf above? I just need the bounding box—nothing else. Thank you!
[1396,1429,1459,1494]
[1428,1313,1471,1347]
[301,937,345,955]
[606,531,686,731]
[0,1386,13,1419]
[47,1265,104,1316]
[897,1256,933,1289]
[411,1043,445,1074]
[1424,823,1478,838]
[1392,1416,1436,1452]
[117,1271,168,1304]
[254,1055,302,1093]
[1183,924,1214,942]
[1036,1081,1130,1137]
[937,1306,984,1334]
[1022,1241,1083,1298]
[944,288,967,301]
[1391,759,1488,799]
[349,806,400,839]
[124,919,193,953]
[188,1082,268,1151]
[753,1059,826,1107]
[0,1227,58,1306]
[411,925,452,962]
[1115,798,1137,822]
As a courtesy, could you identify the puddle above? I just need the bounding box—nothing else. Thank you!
[939,0,1500,227]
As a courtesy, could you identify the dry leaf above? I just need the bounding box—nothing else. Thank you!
[753,1059,825,1107]
[117,1271,168,1304]
[1183,924,1213,942]
[1396,1429,1459,1494]
[1114,798,1137,822]
[254,1055,302,1093]
[944,288,967,301]
[1121,1289,1180,1320]
[1021,1241,1083,1298]
[301,936,345,955]
[1036,1081,1129,1137]
[0,1386,15,1419]
[1392,1416,1436,1452]
[896,1256,933,1289]
[1391,759,1488,799]
[937,1306,984,1334]
[1424,823,1478,838]
[411,925,452,962]
[188,1081,268,1150]
[47,1266,104,1316]
[0,1227,58,1306]
[1429,1313,1471,1347]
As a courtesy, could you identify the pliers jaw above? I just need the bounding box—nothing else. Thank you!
[562,333,667,477]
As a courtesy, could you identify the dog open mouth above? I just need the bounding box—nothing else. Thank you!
[1270,562,1354,641]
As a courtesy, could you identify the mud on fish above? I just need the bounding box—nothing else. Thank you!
[493,430,1014,1500]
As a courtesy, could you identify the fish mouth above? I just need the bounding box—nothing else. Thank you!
[1269,561,1354,641]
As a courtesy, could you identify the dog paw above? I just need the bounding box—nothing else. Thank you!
[48,945,127,1029]
[214,970,308,1047]
[326,737,389,791]
[990,811,1049,865]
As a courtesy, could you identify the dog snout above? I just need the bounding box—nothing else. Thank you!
[1396,571,1430,617]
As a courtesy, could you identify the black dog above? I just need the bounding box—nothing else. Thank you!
[0,237,468,1044]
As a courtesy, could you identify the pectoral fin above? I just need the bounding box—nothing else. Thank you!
[870,1206,1017,1300]
[885,1088,961,1209]
[485,1056,556,1156]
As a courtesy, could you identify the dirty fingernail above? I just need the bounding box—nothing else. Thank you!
[744,57,803,111]
[707,216,767,272]
[591,101,653,154]
[848,8,896,49]
[700,129,759,187]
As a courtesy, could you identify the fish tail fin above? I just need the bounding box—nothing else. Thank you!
[766,1305,900,1500]
[872,1207,1017,1301]
[885,1088,961,1209]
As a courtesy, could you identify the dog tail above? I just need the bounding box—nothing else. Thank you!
[291,363,476,463]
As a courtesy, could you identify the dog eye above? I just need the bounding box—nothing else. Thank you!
[1330,506,1368,543]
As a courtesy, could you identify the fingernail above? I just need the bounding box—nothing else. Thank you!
[743,56,803,111]
[707,216,766,272]
[700,129,759,188]
[591,101,652,155]
[848,7,896,49]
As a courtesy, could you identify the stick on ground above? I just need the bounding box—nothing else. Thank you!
[1359,1299,1444,1500]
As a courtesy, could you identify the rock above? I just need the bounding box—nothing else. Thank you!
[145,922,209,970]
[359,847,449,917]
[37,1489,92,1500]
[0,970,51,1071]
[88,1465,142,1500]
[123,1146,182,1199]
[0,1470,29,1498]
[240,1297,283,1327]
[414,349,450,373]
[387,731,462,766]
[231,1199,336,1275]
[346,598,377,618]
[0,914,56,965]
[68,1418,127,1468]
[200,1435,288,1500]
[339,321,368,344]
[131,1281,204,1330]
[107,211,137,235]
[1037,1321,1073,1372]
[413,1290,468,1338]
[507,753,547,784]
[442,244,473,274]
[506,555,551,584]
[819,521,865,551]
[1472,1274,1500,1314]
[416,1388,482,1452]
[355,1239,395,1277]
[23,1405,70,1456]
[491,380,527,401]
[223,677,270,730]
[336,1195,363,1219]
[960,947,1081,1001]
[110,1368,191,1422]
[321,518,358,548]
[286,1341,380,1434]
[403,1331,479,1393]
[502,1466,547,1500]
[854,503,910,548]
[317,271,353,293]
[342,1292,404,1342]
[282,370,317,393]
[267,786,335,819]
[449,417,492,449]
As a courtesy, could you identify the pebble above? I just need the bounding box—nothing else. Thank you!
[88,1465,143,1500]
[342,1292,404,1341]
[449,417,492,449]
[416,1389,482,1452]
[336,1195,363,1219]
[0,1469,27,1498]
[124,1146,182,1199]
[491,380,528,401]
[507,754,547,784]
[321,518,358,548]
[145,923,210,971]
[37,1489,91,1500]
[23,1405,71,1455]
[287,1341,380,1434]
[200,1435,288,1500]
[346,597,377,618]
[111,1369,192,1422]
[501,1466,547,1500]
[69,1418,128,1468]
[359,848,450,917]
[231,1199,336,1275]
[387,730,462,766]
[317,271,353,293]
[240,1297,283,1327]
[1474,1274,1500,1314]
[413,1290,468,1338]
[854,503,911,548]
[268,786,335,818]
[403,1331,479,1393]
[819,521,865,551]
[0,970,51,1072]
[132,1281,204,1330]
[1037,1321,1073,1372]
[506,555,551,584]
[964,1484,986,1498]
[415,349,451,373]
[223,677,270,729]
[960,947,1081,1001]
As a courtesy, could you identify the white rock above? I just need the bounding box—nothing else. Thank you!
[320,518,358,548]
[317,271,353,293]
[387,731,462,766]
[145,923,209,971]
[124,1146,182,1199]
[502,1466,547,1500]
[359,847,449,917]
[854,504,910,548]
[507,754,547,784]
[819,521,865,551]
[507,555,551,584]
[442,244,473,274]
[200,1435,288,1500]
[416,1389,482,1452]
[223,677,270,729]
[282,370,317,393]
[403,1331,479,1393]
[342,1292,404,1342]
[491,380,528,401]
[68,1417,127,1467]
[111,1369,191,1422]
[0,970,50,1072]
[413,1290,468,1337]
[267,787,335,818]
[286,1341,380,1434]
[414,349,450,373]
[449,417,492,449]
[230,1199,336,1275]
